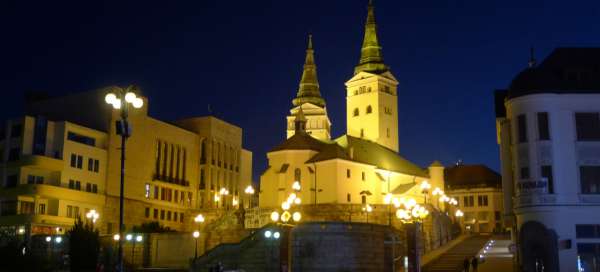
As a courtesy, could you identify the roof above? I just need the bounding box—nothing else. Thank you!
[269,131,332,152]
[444,164,501,190]
[270,133,427,177]
[508,48,600,99]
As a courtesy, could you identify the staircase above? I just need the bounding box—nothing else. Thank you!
[423,235,490,272]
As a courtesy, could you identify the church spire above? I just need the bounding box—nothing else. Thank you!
[293,34,326,108]
[354,0,389,75]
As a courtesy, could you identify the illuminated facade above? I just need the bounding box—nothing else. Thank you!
[444,164,504,233]
[0,88,252,237]
[260,2,442,209]
[496,48,600,272]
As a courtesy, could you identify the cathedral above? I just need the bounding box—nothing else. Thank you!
[259,2,444,209]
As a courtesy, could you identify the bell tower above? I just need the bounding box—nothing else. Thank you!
[287,35,332,141]
[346,1,399,152]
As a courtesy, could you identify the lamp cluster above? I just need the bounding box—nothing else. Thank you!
[85,209,99,223]
[105,92,144,110]
[264,229,281,240]
[394,198,430,222]
[113,233,143,242]
[271,181,302,224]
[45,236,63,244]
[244,185,255,195]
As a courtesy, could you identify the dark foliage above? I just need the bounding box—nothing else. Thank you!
[131,221,174,233]
[0,238,45,271]
[68,216,100,271]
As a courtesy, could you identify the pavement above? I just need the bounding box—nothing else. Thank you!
[423,235,514,272]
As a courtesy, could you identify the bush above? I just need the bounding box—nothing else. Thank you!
[68,217,100,271]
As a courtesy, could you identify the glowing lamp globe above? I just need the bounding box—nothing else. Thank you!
[124,92,137,103]
[105,93,117,104]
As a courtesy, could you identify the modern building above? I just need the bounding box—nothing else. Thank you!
[444,163,503,233]
[259,2,444,211]
[495,48,600,272]
[0,88,252,239]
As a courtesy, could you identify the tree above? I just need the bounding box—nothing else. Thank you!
[131,221,173,233]
[68,216,100,271]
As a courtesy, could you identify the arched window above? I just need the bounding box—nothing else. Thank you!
[294,168,301,183]
[366,105,372,114]
[353,108,359,117]
[361,195,367,204]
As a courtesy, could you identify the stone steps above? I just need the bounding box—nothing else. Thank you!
[423,235,490,272]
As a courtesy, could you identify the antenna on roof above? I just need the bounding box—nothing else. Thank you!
[528,47,537,68]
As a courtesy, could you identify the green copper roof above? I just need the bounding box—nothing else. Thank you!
[293,34,326,108]
[354,1,390,75]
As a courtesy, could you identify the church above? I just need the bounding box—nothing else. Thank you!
[259,2,444,210]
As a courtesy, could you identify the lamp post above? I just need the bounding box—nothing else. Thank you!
[244,185,255,208]
[362,204,373,223]
[105,86,144,272]
[395,199,429,272]
[86,209,99,225]
[192,231,200,260]
[420,181,431,204]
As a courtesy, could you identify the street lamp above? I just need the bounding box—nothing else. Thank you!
[86,209,99,224]
[125,234,143,267]
[192,231,200,260]
[420,180,431,204]
[395,199,430,272]
[105,86,143,272]
[362,204,373,223]
[244,185,255,208]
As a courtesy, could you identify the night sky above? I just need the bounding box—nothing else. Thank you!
[3,0,600,181]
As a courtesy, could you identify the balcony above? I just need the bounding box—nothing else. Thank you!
[513,194,557,208]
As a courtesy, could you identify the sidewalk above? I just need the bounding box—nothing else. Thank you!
[476,238,514,272]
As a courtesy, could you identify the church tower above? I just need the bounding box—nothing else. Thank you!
[345,1,399,152]
[287,35,332,140]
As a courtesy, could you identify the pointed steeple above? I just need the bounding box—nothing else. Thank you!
[354,0,389,75]
[293,34,326,108]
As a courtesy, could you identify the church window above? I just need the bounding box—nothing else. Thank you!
[294,168,301,183]
[347,194,351,202]
[366,106,372,114]
[346,169,351,178]
[353,108,359,117]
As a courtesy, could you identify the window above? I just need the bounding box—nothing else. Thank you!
[154,186,159,199]
[520,167,530,179]
[361,195,366,204]
[577,243,600,272]
[20,201,34,215]
[88,158,94,171]
[67,131,96,146]
[38,203,46,215]
[161,188,165,200]
[145,184,151,198]
[541,165,554,194]
[494,211,501,221]
[69,180,75,189]
[75,181,81,190]
[346,169,351,178]
[353,108,359,117]
[576,225,600,238]
[160,210,165,220]
[477,195,488,206]
[77,155,83,169]
[174,212,178,222]
[33,117,47,155]
[294,168,301,183]
[167,211,172,221]
[366,106,372,114]
[580,166,600,194]
[27,175,35,184]
[347,193,351,202]
[174,190,179,203]
[94,160,99,172]
[67,205,73,218]
[92,184,98,193]
[575,113,600,141]
[180,213,184,222]
[86,183,92,192]
[537,112,550,140]
[362,172,365,181]
[70,154,77,167]
[517,114,527,143]
[74,207,79,217]
[145,207,150,218]
[463,196,474,207]
[154,209,158,219]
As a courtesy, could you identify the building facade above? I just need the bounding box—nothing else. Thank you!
[0,88,252,239]
[444,164,504,233]
[496,48,600,272]
[259,2,443,210]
